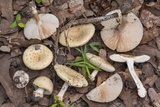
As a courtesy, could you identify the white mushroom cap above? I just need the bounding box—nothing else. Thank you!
[24,14,59,40]
[109,54,150,63]
[23,44,53,70]
[86,73,123,102]
[86,53,115,72]
[59,24,95,47]
[33,76,53,95]
[54,64,88,87]
[100,9,143,52]
[13,70,29,88]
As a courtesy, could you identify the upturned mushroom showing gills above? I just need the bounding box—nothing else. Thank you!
[100,9,143,52]
[59,24,95,47]
[23,44,53,70]
[54,64,88,100]
[86,53,115,81]
[24,1,59,40]
[86,73,123,102]
[13,70,29,88]
[110,54,150,98]
[33,76,53,98]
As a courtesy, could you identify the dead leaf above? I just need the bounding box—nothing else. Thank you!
[155,78,160,91]
[0,54,25,106]
[39,97,50,106]
[10,38,41,48]
[156,36,160,50]
[144,75,158,87]
[0,45,11,52]
[0,85,7,105]
[1,103,15,107]
[120,88,138,107]
[51,6,86,25]
[52,0,85,24]
[81,95,110,107]
[75,86,89,94]
[99,49,107,61]
[96,72,109,86]
[133,45,160,60]
[140,26,159,44]
[64,92,83,107]
[55,0,84,10]
[142,63,155,78]
[108,99,125,107]
[148,88,160,107]
[140,9,160,28]
[0,19,18,35]
[0,0,13,21]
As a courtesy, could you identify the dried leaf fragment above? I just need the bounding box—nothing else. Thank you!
[148,88,160,107]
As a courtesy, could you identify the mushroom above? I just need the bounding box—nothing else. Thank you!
[86,52,115,81]
[86,73,123,102]
[110,54,150,98]
[13,70,29,88]
[59,24,95,47]
[100,9,143,52]
[24,1,59,40]
[33,76,53,98]
[54,64,88,100]
[23,44,53,70]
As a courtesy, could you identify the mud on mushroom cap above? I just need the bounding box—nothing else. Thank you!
[54,64,88,87]
[100,9,143,52]
[23,44,53,70]
[59,24,95,47]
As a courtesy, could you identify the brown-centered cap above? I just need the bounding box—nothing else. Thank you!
[86,73,123,102]
[59,24,95,47]
[23,44,53,70]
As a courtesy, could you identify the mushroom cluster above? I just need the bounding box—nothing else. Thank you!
[100,9,143,52]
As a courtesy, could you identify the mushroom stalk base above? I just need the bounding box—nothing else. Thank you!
[127,59,146,98]
[34,88,44,98]
[91,70,99,81]
[57,82,69,101]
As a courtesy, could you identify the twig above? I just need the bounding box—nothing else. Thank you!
[52,28,60,64]
[61,13,118,31]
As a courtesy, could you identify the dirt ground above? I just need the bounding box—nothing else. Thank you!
[0,0,160,107]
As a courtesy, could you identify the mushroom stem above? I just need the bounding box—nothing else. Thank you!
[29,1,42,24]
[91,70,99,81]
[127,59,146,98]
[34,88,44,98]
[57,82,69,101]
